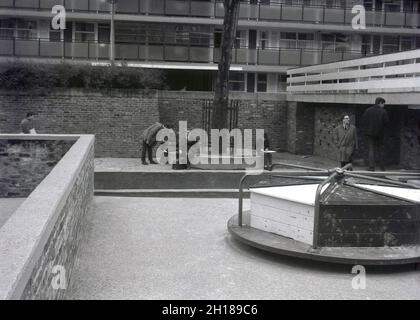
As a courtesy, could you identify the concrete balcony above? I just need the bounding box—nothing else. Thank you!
[1,0,419,29]
[0,38,375,68]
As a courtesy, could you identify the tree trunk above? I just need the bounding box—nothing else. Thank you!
[212,0,240,130]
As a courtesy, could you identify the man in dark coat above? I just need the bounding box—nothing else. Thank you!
[361,97,389,171]
[334,115,358,169]
[141,122,165,165]
[20,112,37,134]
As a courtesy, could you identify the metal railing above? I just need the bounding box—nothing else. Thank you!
[237,162,420,249]
[287,49,420,94]
[1,0,419,28]
[0,37,385,67]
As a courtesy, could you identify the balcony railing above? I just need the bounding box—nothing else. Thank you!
[1,0,419,28]
[0,38,399,67]
[287,49,420,94]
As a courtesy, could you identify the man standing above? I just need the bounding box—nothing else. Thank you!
[361,97,389,171]
[20,112,37,134]
[334,115,358,169]
[141,122,164,165]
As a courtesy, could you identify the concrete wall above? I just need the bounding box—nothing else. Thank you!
[0,135,94,300]
[0,140,74,197]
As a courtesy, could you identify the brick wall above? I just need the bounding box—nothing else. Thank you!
[0,140,74,197]
[159,91,288,151]
[0,90,287,157]
[21,138,94,300]
[313,103,404,166]
[400,108,420,170]
[286,102,315,154]
[0,90,159,158]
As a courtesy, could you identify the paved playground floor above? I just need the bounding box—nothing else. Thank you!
[67,197,420,300]
[94,152,356,172]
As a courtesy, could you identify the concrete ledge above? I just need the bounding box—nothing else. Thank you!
[0,134,94,300]
[287,92,420,105]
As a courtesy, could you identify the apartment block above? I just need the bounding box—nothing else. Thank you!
[1,0,420,92]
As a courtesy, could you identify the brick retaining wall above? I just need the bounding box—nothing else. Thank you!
[21,138,94,300]
[0,90,159,158]
[0,135,94,300]
[158,91,288,151]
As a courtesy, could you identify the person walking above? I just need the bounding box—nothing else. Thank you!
[361,97,389,171]
[20,112,37,134]
[141,122,165,165]
[334,115,358,169]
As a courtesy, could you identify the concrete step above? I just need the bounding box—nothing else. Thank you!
[94,189,250,198]
[95,171,271,190]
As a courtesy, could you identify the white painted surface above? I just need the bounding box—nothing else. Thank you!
[249,184,329,246]
[250,184,327,206]
[354,184,420,203]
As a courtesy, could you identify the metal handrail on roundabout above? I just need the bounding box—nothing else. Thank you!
[232,162,420,265]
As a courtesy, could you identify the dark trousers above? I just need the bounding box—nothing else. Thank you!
[141,141,154,162]
[264,153,273,169]
[367,136,385,170]
[340,161,353,170]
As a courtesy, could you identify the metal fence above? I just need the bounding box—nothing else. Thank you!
[202,99,239,134]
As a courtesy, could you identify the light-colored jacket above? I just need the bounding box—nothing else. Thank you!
[334,124,358,162]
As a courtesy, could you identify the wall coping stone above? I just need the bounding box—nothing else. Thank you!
[0,134,94,300]
[0,89,286,101]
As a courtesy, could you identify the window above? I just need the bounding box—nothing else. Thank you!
[297,33,314,49]
[75,23,94,42]
[277,74,287,92]
[382,35,399,54]
[0,19,15,39]
[190,26,211,47]
[280,32,297,49]
[115,23,149,44]
[49,26,61,42]
[384,0,400,12]
[259,31,268,50]
[361,35,371,55]
[173,25,189,44]
[326,0,345,8]
[16,20,37,39]
[148,26,163,44]
[321,33,349,52]
[229,73,245,91]
[234,30,247,49]
[401,36,413,51]
[98,24,110,43]
[363,0,373,11]
[257,73,267,92]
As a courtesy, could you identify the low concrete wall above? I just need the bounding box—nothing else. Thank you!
[0,134,94,300]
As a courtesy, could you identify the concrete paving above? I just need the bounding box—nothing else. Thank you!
[94,152,367,172]
[0,198,25,229]
[67,197,420,300]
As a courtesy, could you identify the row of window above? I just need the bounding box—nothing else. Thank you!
[2,19,420,55]
[229,72,270,92]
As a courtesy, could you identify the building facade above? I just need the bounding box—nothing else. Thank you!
[1,0,420,92]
